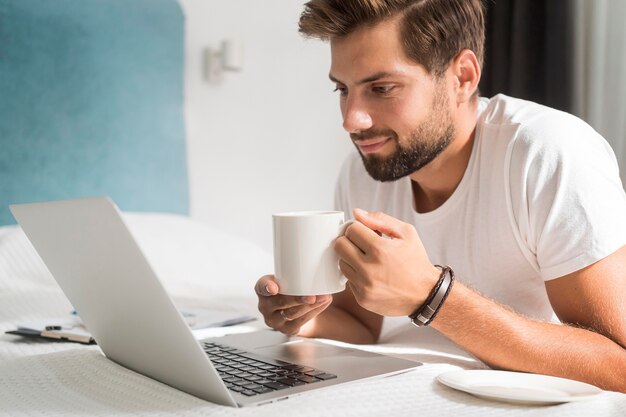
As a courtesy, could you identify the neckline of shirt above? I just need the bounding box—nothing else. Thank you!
[409,97,490,223]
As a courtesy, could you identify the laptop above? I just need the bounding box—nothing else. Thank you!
[9,197,421,407]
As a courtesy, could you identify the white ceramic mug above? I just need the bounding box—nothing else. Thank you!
[272,211,353,296]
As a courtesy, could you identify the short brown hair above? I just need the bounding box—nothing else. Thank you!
[299,0,485,76]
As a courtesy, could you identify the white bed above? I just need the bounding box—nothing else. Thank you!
[1,213,624,416]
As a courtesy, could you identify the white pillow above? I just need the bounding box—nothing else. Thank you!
[0,213,273,300]
[123,212,273,299]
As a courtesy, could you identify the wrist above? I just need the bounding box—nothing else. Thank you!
[408,265,456,327]
[403,265,442,315]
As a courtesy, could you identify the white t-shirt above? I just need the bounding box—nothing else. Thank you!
[335,94,626,322]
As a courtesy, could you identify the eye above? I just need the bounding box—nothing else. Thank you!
[333,85,348,96]
[373,85,395,95]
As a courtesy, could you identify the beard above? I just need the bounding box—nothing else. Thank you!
[351,84,455,182]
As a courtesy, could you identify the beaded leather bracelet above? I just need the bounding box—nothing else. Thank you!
[409,265,455,327]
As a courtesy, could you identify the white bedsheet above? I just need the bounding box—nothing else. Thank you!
[1,214,624,416]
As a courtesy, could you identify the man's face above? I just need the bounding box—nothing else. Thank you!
[329,18,456,182]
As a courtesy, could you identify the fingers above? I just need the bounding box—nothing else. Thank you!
[338,259,358,281]
[280,297,332,321]
[337,210,408,258]
[353,208,408,239]
[255,274,333,335]
[263,297,332,335]
[259,292,329,311]
[255,275,311,308]
[255,275,279,296]
[277,299,332,336]
[334,231,366,269]
[338,221,379,256]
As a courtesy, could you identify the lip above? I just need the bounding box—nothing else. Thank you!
[355,137,391,154]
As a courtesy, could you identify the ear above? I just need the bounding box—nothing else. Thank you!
[450,49,481,104]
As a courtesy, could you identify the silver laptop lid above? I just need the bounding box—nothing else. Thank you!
[10,197,237,407]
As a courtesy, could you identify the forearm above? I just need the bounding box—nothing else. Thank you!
[432,282,626,392]
[297,305,377,344]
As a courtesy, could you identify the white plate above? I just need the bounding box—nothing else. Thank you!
[437,370,603,405]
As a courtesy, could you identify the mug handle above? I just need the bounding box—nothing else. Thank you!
[335,219,356,279]
[338,219,356,237]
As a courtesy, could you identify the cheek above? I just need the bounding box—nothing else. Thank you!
[376,100,423,133]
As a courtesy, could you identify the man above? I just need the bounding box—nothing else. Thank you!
[255,0,626,392]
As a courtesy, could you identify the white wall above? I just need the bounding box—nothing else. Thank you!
[178,0,353,253]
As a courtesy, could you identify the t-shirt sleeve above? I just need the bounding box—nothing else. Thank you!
[509,112,626,281]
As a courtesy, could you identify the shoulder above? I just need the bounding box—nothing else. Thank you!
[488,97,626,280]
[480,94,619,176]
[482,94,596,142]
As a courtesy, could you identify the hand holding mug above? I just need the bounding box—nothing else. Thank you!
[254,275,332,335]
[256,210,353,335]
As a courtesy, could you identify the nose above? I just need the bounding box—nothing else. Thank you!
[342,95,373,133]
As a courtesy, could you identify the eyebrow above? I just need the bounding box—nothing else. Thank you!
[328,71,396,86]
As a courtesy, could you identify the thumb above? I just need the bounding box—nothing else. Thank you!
[255,275,279,296]
[353,208,405,238]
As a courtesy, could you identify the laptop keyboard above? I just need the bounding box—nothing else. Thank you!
[204,342,337,397]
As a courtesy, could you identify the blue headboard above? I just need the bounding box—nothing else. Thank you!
[0,0,189,225]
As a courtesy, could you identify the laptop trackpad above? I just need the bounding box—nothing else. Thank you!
[254,339,364,364]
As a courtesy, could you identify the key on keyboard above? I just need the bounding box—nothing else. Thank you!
[204,342,337,397]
